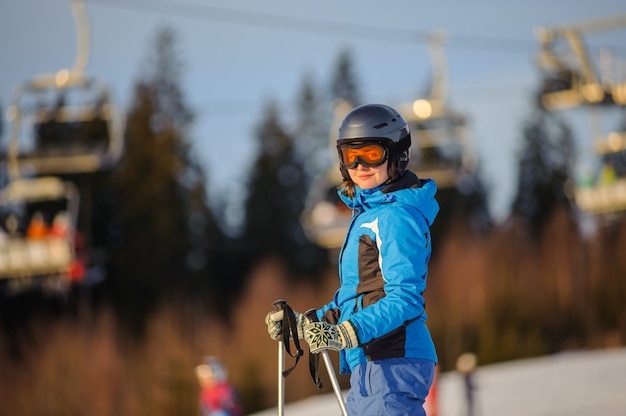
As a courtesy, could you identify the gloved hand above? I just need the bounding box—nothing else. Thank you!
[265,309,311,341]
[303,321,359,353]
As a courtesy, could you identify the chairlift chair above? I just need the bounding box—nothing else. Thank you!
[5,71,124,177]
[397,31,476,189]
[573,130,626,214]
[533,15,626,110]
[0,175,82,292]
[534,16,626,215]
[300,100,353,250]
[0,0,117,291]
[4,0,124,178]
[397,99,474,189]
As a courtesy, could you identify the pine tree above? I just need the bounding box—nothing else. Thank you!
[107,27,220,335]
[330,49,361,106]
[0,100,4,145]
[241,101,299,258]
[0,100,6,190]
[293,73,332,180]
[511,92,575,237]
[241,100,325,277]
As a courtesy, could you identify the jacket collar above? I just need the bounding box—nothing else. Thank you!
[338,170,439,226]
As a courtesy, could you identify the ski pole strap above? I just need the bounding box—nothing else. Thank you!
[309,351,323,389]
[272,301,325,388]
[304,309,323,389]
[277,302,304,378]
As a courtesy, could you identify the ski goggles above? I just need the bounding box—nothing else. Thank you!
[338,141,389,169]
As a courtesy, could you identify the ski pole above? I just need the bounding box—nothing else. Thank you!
[272,300,287,416]
[320,350,349,416]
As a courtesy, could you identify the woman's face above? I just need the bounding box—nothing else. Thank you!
[348,160,389,189]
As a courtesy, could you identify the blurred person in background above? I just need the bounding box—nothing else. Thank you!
[195,356,243,416]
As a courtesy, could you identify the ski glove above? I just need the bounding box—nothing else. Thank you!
[303,321,359,354]
[265,309,310,341]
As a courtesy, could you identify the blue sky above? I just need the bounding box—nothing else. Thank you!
[2,0,626,224]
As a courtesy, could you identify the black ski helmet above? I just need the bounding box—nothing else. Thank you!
[337,103,411,182]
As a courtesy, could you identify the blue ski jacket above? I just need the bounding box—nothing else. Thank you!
[316,171,439,374]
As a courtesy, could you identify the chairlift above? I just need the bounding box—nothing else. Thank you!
[534,16,626,216]
[397,98,474,189]
[0,176,83,293]
[533,15,626,110]
[573,130,626,214]
[301,33,477,249]
[300,100,352,250]
[396,31,475,189]
[4,0,124,178]
[5,71,124,176]
[0,0,116,291]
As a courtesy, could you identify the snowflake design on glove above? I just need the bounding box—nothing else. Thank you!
[304,322,343,353]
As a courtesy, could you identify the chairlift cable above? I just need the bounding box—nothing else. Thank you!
[88,0,539,54]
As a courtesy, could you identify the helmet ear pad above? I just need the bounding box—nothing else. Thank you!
[387,134,411,181]
[397,149,410,173]
[386,150,409,182]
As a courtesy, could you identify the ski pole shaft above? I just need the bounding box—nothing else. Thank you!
[277,340,285,416]
[273,300,287,416]
[321,350,349,416]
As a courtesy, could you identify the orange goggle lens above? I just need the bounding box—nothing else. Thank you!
[339,143,388,168]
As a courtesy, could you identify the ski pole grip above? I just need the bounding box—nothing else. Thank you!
[273,299,287,312]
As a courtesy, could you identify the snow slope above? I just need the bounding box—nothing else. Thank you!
[250,348,626,416]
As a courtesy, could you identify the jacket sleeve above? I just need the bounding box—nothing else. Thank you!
[316,296,342,324]
[349,206,431,344]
